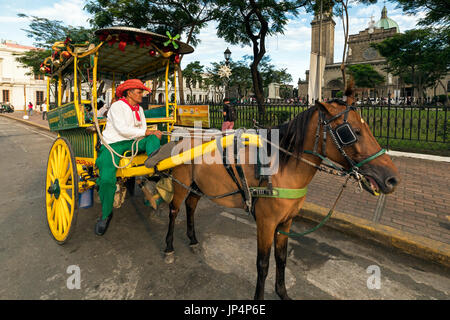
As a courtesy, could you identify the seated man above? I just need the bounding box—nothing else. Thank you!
[95,79,162,236]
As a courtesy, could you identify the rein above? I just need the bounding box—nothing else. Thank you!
[154,103,386,238]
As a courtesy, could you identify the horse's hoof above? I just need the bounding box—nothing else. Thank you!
[164,252,175,264]
[276,289,292,300]
[190,243,201,254]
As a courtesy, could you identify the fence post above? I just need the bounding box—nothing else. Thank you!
[387,93,391,150]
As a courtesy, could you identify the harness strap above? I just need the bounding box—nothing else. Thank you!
[277,176,350,238]
[354,148,387,168]
[250,186,307,199]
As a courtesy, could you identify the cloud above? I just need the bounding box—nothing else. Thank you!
[22,0,90,27]
[0,15,27,23]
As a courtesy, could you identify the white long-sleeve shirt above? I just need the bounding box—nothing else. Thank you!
[101,99,147,144]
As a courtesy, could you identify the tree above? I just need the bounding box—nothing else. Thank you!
[214,0,309,114]
[391,0,450,30]
[183,61,204,103]
[15,14,94,76]
[84,0,220,104]
[371,28,450,102]
[347,64,385,100]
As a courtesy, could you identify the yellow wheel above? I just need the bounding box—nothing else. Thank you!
[45,137,78,244]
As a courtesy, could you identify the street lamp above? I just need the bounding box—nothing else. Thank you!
[223,48,232,98]
[224,47,231,66]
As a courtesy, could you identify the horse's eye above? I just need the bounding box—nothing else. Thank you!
[354,129,362,136]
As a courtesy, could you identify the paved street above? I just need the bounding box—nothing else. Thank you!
[0,116,449,300]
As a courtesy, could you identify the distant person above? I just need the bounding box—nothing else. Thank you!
[27,102,33,117]
[42,99,48,120]
[221,97,236,131]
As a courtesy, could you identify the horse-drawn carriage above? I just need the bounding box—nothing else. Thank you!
[42,26,399,300]
[43,26,261,244]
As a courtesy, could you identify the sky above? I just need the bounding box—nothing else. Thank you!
[0,0,424,86]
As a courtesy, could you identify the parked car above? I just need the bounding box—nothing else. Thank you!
[0,103,14,113]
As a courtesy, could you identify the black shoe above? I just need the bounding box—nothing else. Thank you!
[95,212,113,236]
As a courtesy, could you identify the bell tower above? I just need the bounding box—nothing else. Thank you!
[310,10,335,65]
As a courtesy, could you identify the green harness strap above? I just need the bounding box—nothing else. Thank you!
[249,185,337,238]
[250,186,308,199]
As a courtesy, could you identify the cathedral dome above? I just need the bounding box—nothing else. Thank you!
[375,6,400,32]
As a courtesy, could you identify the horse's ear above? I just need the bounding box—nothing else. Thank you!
[315,101,338,115]
[344,77,355,106]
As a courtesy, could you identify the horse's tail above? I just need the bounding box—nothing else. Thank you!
[345,77,355,106]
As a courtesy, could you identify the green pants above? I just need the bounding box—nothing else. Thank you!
[96,135,160,219]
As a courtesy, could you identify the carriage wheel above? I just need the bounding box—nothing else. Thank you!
[45,137,78,244]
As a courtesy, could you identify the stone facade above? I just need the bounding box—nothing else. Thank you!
[0,41,48,111]
[299,7,450,103]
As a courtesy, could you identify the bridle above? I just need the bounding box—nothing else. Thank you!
[304,103,386,194]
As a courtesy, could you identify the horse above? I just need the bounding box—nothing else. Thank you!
[161,87,400,300]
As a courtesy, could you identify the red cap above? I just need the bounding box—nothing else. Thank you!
[115,79,151,97]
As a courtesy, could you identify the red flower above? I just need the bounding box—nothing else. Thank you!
[107,35,117,46]
[118,41,127,52]
[98,31,109,41]
[118,33,129,42]
[174,54,180,64]
[149,50,156,56]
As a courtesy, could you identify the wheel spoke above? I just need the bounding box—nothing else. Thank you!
[50,156,56,179]
[61,190,72,204]
[56,145,62,178]
[52,146,59,178]
[60,198,69,232]
[61,167,72,184]
[56,201,63,235]
[60,150,69,179]
[49,199,56,222]
[60,184,73,190]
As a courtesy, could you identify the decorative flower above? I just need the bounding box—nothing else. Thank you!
[107,35,117,46]
[136,35,152,48]
[218,65,232,78]
[163,31,180,50]
[98,31,109,42]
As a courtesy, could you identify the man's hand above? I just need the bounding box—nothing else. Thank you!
[145,129,162,140]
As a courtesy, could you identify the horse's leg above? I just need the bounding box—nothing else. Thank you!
[185,192,201,253]
[274,219,293,300]
[164,169,191,264]
[254,218,276,300]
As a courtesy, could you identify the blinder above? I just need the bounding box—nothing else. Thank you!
[334,122,358,146]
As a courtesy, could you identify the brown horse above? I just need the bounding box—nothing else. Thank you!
[162,89,400,300]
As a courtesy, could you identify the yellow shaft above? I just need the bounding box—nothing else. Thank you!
[115,133,262,178]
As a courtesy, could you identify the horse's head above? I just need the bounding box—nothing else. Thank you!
[314,99,400,195]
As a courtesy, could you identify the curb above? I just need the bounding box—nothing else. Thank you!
[0,113,51,132]
[296,202,450,268]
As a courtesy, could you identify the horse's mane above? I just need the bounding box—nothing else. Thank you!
[268,81,355,167]
[271,106,318,166]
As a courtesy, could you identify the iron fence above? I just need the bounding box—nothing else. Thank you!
[207,103,449,148]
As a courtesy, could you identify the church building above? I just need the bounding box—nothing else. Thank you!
[298,6,449,103]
